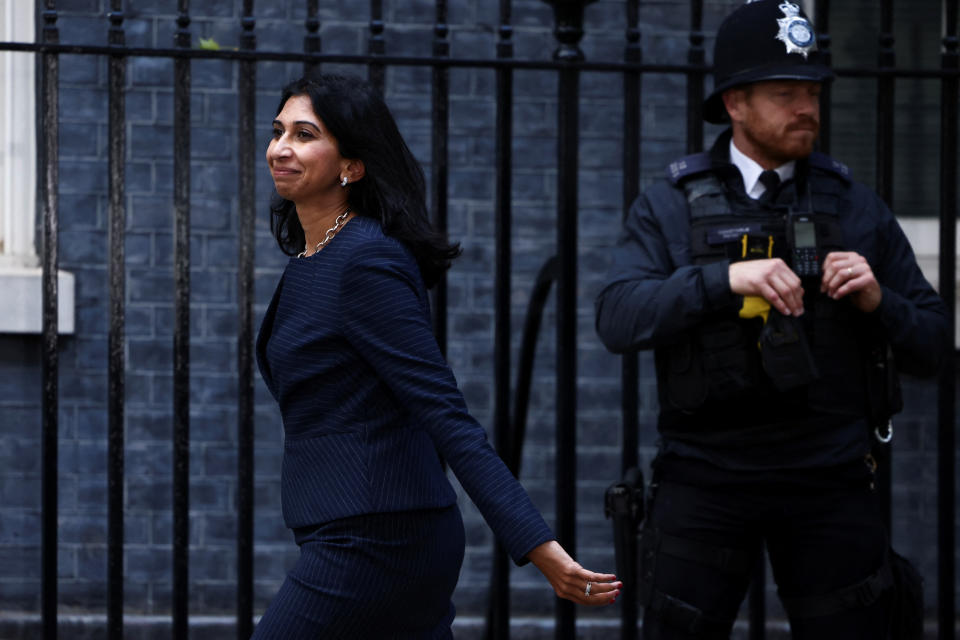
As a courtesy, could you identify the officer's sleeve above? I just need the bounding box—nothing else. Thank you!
[595,182,739,353]
[866,191,950,377]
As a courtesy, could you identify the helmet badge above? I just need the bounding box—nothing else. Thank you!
[776,2,816,59]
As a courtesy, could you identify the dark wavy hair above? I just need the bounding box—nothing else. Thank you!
[269,74,460,288]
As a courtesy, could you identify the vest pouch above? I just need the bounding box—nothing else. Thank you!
[697,319,763,398]
[661,336,708,411]
[805,296,868,417]
[758,310,820,391]
[660,318,763,412]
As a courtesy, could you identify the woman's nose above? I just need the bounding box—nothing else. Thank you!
[268,136,291,159]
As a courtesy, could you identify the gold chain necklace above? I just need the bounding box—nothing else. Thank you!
[297,208,352,258]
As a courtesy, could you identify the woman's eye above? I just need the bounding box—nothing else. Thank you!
[297,130,314,140]
[271,128,283,138]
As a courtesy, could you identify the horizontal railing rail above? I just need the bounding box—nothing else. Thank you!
[4,41,960,78]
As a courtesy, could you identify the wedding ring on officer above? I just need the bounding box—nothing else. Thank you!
[585,581,592,596]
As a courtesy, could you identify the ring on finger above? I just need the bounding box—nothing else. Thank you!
[585,581,592,596]
[846,267,854,276]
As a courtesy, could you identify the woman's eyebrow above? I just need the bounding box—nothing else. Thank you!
[272,119,320,130]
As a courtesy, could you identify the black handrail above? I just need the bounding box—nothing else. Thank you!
[509,256,560,478]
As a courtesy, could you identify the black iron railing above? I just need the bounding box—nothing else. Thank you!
[236,3,258,639]
[937,4,959,640]
[38,3,60,639]
[489,0,516,636]
[106,4,126,640]
[1,1,956,639]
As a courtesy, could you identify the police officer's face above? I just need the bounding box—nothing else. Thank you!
[723,80,821,168]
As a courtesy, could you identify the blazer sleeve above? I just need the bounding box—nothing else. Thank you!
[339,238,554,565]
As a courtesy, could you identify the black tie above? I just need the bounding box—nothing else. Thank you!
[758,169,781,203]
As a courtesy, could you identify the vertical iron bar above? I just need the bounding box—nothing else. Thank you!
[106,3,127,639]
[172,3,192,638]
[489,0,514,637]
[304,0,320,76]
[748,550,765,640]
[555,60,579,640]
[620,1,641,638]
[39,3,60,639]
[876,0,896,208]
[620,0,641,504]
[431,0,450,353]
[368,0,385,94]
[937,4,958,638]
[236,4,256,638]
[874,0,895,534]
[814,0,831,153]
[543,1,596,636]
[686,0,704,153]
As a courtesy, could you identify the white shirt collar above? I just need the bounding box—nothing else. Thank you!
[729,139,796,200]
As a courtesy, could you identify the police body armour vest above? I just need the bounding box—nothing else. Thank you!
[657,152,868,437]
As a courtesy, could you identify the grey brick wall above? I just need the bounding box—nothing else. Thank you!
[0,0,954,636]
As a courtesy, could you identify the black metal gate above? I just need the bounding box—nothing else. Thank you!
[1,1,956,639]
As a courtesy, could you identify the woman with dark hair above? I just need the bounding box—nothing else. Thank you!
[253,74,619,639]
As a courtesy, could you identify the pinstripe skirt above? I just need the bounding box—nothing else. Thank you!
[251,505,465,639]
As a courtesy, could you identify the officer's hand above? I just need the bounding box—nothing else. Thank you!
[820,252,882,313]
[729,258,804,316]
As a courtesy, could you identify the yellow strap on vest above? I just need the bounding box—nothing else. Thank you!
[739,296,770,324]
[738,233,774,324]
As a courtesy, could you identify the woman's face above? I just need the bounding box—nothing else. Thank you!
[266,94,346,205]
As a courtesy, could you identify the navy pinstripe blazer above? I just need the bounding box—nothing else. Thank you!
[256,215,554,564]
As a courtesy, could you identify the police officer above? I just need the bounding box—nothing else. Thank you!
[594,1,949,638]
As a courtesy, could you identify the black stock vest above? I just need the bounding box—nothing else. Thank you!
[656,154,874,444]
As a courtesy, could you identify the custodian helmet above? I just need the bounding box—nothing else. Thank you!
[703,0,834,124]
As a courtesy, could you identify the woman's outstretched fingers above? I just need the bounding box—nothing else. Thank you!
[526,540,619,606]
[554,566,620,605]
[583,581,621,606]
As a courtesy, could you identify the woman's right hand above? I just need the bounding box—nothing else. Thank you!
[527,540,621,606]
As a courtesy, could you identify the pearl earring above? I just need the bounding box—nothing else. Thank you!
[340,176,348,187]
